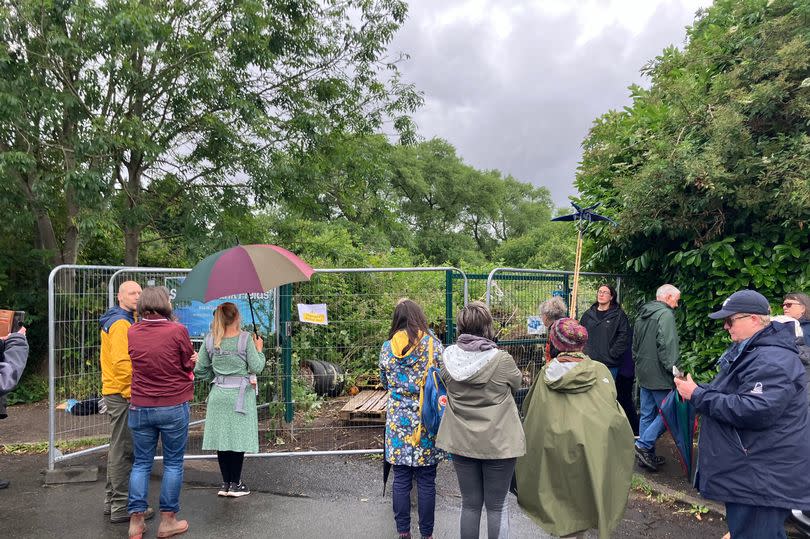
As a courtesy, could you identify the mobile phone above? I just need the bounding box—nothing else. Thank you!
[12,311,25,332]
[672,365,685,378]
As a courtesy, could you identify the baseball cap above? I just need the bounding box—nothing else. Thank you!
[708,290,771,319]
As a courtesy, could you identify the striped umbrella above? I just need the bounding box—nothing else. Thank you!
[175,244,314,332]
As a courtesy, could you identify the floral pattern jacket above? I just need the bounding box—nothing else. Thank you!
[380,331,445,467]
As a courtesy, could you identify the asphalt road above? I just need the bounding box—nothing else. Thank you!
[0,452,728,538]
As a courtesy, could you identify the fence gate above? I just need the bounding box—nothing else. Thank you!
[481,268,623,403]
[272,267,467,456]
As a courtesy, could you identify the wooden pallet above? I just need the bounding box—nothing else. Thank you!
[339,389,388,424]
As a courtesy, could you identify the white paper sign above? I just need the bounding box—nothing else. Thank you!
[297,303,328,325]
[527,316,545,335]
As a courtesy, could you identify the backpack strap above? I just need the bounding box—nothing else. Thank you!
[237,331,250,360]
[407,336,434,446]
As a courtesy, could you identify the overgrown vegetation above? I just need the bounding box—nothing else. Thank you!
[577,0,810,379]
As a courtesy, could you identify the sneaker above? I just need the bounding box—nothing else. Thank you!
[227,482,250,497]
[217,482,230,496]
[634,445,659,471]
[0,478,9,489]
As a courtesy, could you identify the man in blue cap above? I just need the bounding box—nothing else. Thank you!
[675,289,810,539]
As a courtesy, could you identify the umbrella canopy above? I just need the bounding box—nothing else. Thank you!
[175,244,314,303]
[659,389,698,479]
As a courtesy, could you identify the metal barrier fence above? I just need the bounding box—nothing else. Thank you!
[47,265,468,468]
[272,268,468,456]
[48,264,622,468]
[483,268,622,398]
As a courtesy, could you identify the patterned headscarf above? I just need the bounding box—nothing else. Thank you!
[549,317,589,352]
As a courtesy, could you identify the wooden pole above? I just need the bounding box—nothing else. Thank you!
[570,227,584,318]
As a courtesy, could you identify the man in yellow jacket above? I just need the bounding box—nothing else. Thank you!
[99,280,148,523]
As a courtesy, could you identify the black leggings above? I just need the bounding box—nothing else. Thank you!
[217,451,245,484]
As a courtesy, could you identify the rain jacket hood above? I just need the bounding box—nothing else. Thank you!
[543,356,599,393]
[636,300,670,320]
[442,344,500,383]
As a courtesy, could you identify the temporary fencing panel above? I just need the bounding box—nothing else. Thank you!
[47,265,277,469]
[49,264,624,468]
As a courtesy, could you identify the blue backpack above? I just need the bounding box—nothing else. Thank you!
[421,362,447,436]
[405,337,448,446]
[420,337,448,436]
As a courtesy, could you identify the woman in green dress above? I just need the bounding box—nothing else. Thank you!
[194,302,265,498]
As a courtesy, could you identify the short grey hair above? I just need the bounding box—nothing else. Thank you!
[656,284,680,299]
[539,296,567,322]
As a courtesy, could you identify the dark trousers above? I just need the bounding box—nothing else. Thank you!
[104,394,133,518]
[392,464,437,537]
[217,450,245,483]
[615,375,640,435]
[726,502,789,539]
[452,455,516,539]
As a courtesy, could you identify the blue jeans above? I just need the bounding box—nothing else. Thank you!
[608,367,619,378]
[127,402,189,514]
[726,502,789,539]
[392,464,437,536]
[636,388,669,451]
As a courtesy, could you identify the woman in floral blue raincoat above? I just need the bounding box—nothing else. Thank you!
[380,299,444,539]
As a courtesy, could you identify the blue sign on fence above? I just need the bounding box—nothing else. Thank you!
[165,277,274,338]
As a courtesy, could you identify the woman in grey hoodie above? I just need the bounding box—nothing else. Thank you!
[436,301,526,539]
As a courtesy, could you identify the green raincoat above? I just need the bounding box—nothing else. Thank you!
[516,355,634,539]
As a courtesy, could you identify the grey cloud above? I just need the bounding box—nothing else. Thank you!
[390,1,706,206]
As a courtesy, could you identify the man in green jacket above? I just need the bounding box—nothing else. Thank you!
[632,284,680,471]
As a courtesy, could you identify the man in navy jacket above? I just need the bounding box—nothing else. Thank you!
[675,290,810,539]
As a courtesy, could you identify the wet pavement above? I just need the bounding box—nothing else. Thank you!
[0,450,730,538]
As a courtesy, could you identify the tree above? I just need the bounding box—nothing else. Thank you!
[576,0,810,376]
[0,0,421,266]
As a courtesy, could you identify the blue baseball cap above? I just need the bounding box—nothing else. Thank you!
[708,290,771,319]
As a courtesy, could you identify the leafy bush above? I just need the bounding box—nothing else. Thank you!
[6,373,48,404]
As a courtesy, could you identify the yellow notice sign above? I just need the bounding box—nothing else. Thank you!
[297,303,328,325]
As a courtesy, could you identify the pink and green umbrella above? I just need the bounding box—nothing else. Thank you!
[175,244,314,332]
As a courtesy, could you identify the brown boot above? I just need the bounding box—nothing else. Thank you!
[128,512,146,539]
[157,511,189,538]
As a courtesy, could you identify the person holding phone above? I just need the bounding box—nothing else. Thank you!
[675,290,810,539]
[0,325,28,489]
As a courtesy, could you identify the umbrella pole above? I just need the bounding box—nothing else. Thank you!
[570,226,583,318]
[246,293,259,338]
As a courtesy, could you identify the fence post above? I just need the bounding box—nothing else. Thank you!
[445,270,454,346]
[279,283,294,423]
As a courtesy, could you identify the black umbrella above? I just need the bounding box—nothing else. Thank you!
[551,202,617,318]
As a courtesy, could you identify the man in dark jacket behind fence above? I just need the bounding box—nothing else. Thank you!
[0,326,29,489]
[631,284,680,471]
[675,290,810,539]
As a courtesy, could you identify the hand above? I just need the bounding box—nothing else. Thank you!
[674,373,698,400]
[190,351,199,364]
[17,326,26,335]
[253,335,263,352]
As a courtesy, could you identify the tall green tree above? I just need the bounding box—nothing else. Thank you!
[0,0,421,266]
[577,0,810,376]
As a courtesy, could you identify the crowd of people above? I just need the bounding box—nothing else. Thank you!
[34,277,807,538]
[379,287,810,539]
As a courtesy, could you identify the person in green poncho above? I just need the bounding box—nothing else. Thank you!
[516,317,634,539]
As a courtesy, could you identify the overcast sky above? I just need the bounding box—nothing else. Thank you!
[389,0,714,206]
